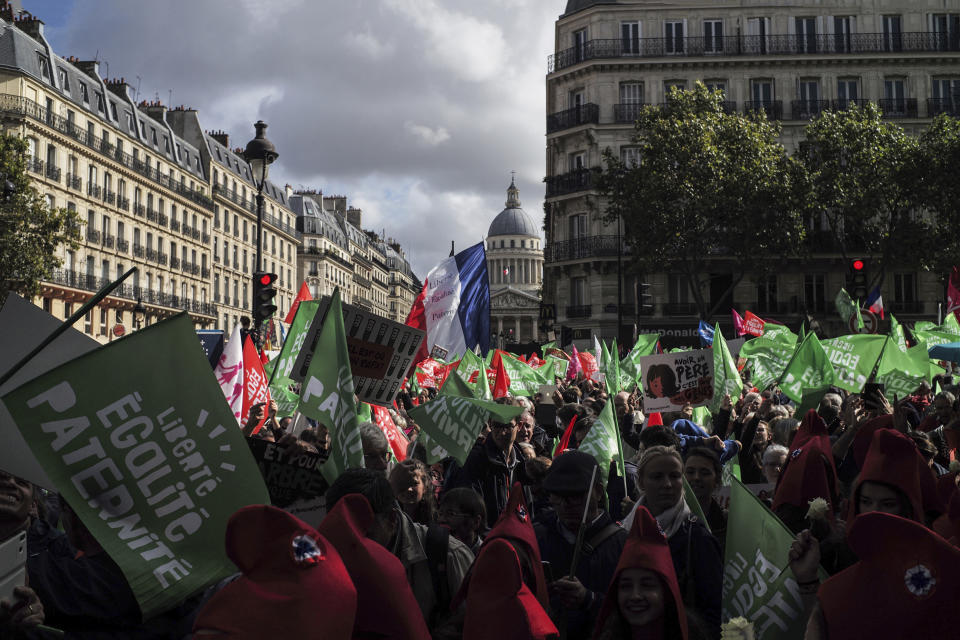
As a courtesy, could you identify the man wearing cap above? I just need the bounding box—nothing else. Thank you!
[534,451,627,640]
[450,411,532,528]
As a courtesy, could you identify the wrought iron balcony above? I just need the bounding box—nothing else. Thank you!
[158,212,168,226]
[104,190,116,205]
[133,203,145,217]
[158,252,168,266]
[171,219,180,232]
[146,248,157,261]
[879,98,919,118]
[889,300,924,314]
[744,100,783,120]
[663,302,699,316]
[191,228,201,240]
[614,103,645,124]
[545,235,626,263]
[146,208,158,222]
[133,244,144,258]
[65,173,81,190]
[201,267,210,279]
[117,239,129,253]
[45,165,61,182]
[45,270,217,316]
[86,229,100,243]
[831,98,870,111]
[87,184,102,198]
[545,167,598,198]
[928,97,960,117]
[565,305,592,318]
[102,234,115,249]
[170,257,181,270]
[548,32,960,73]
[27,156,42,174]
[546,103,599,133]
[791,99,830,120]
[182,224,192,237]
[118,197,130,211]
[201,233,210,244]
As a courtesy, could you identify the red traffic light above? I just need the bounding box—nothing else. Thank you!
[259,273,274,285]
[852,259,864,271]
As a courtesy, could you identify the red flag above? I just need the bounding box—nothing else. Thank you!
[404,281,430,367]
[743,310,766,337]
[372,405,409,462]
[241,336,271,435]
[493,353,510,399]
[578,351,599,382]
[732,309,746,337]
[527,354,544,368]
[284,281,312,325]
[554,415,578,457]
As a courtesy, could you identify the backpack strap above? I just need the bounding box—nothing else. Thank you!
[581,522,623,556]
[425,523,451,624]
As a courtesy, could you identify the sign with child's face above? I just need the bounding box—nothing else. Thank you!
[638,349,715,412]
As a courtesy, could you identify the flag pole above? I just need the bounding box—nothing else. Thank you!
[567,463,600,579]
[0,267,137,388]
[866,334,891,384]
[773,331,811,388]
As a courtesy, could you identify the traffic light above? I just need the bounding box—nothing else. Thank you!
[637,282,654,314]
[253,271,278,326]
[851,259,867,299]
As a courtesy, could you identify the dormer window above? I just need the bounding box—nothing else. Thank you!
[57,68,69,90]
[37,54,50,80]
[110,102,118,121]
[80,82,89,104]
[151,129,158,146]
[95,92,104,113]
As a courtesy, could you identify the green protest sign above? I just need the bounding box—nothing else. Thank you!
[0,314,270,618]
[408,396,523,464]
[619,334,660,392]
[723,478,820,640]
[499,353,548,397]
[439,370,477,399]
[298,290,363,483]
[545,355,570,381]
[819,334,885,393]
[457,350,492,400]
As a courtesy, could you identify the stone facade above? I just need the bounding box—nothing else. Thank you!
[545,0,960,346]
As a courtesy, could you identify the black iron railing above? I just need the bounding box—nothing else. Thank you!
[928,98,960,117]
[117,239,129,253]
[879,98,919,118]
[45,165,60,182]
[65,173,81,190]
[44,269,216,316]
[545,167,598,198]
[614,103,645,123]
[831,98,870,111]
[566,305,592,318]
[547,103,600,133]
[791,99,830,120]
[86,229,100,243]
[545,235,626,262]
[744,100,783,119]
[890,300,924,313]
[548,32,960,72]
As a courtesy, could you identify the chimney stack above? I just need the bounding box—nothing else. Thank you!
[209,130,229,147]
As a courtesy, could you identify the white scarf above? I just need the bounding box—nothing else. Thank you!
[623,492,691,539]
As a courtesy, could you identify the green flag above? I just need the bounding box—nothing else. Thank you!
[723,477,822,640]
[890,314,908,352]
[456,350,492,401]
[408,396,523,464]
[834,288,858,323]
[779,333,837,404]
[541,340,558,352]
[602,338,622,396]
[682,476,710,533]
[854,301,865,331]
[498,352,549,397]
[268,300,320,415]
[739,337,796,390]
[0,314,270,618]
[298,289,363,483]
[545,354,571,381]
[710,324,743,412]
[762,323,798,346]
[619,334,659,392]
[576,397,625,483]
[439,369,477,399]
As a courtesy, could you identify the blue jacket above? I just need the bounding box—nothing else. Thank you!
[671,419,740,464]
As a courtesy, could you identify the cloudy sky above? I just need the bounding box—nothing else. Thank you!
[24,0,561,278]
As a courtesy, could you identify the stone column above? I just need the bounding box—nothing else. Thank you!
[497,315,503,335]
[515,316,521,340]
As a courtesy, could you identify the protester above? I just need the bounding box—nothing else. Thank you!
[622,446,722,638]
[0,471,44,635]
[325,468,474,637]
[439,488,486,555]
[535,451,628,640]
[359,420,391,472]
[390,458,439,525]
[683,447,727,543]
[592,505,701,640]
[761,444,789,485]
[451,407,532,528]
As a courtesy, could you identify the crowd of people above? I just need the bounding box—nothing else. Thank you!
[2,356,960,639]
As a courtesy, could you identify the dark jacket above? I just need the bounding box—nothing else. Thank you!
[605,461,639,523]
[668,515,723,640]
[534,511,627,640]
[451,438,531,528]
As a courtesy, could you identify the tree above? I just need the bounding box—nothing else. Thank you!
[915,114,960,276]
[800,103,929,291]
[0,133,80,302]
[597,82,807,321]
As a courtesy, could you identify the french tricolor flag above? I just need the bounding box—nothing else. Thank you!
[405,241,491,364]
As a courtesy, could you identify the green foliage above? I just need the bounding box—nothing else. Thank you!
[800,104,927,288]
[916,115,960,274]
[597,82,807,320]
[0,133,80,302]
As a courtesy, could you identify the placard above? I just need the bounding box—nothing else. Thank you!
[639,348,715,412]
[247,438,329,508]
[290,295,425,407]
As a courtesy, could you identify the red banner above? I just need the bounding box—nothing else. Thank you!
[241,336,271,434]
[372,405,408,462]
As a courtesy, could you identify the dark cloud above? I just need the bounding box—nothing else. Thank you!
[30,0,555,276]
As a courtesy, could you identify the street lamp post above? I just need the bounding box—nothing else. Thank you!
[242,120,278,347]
